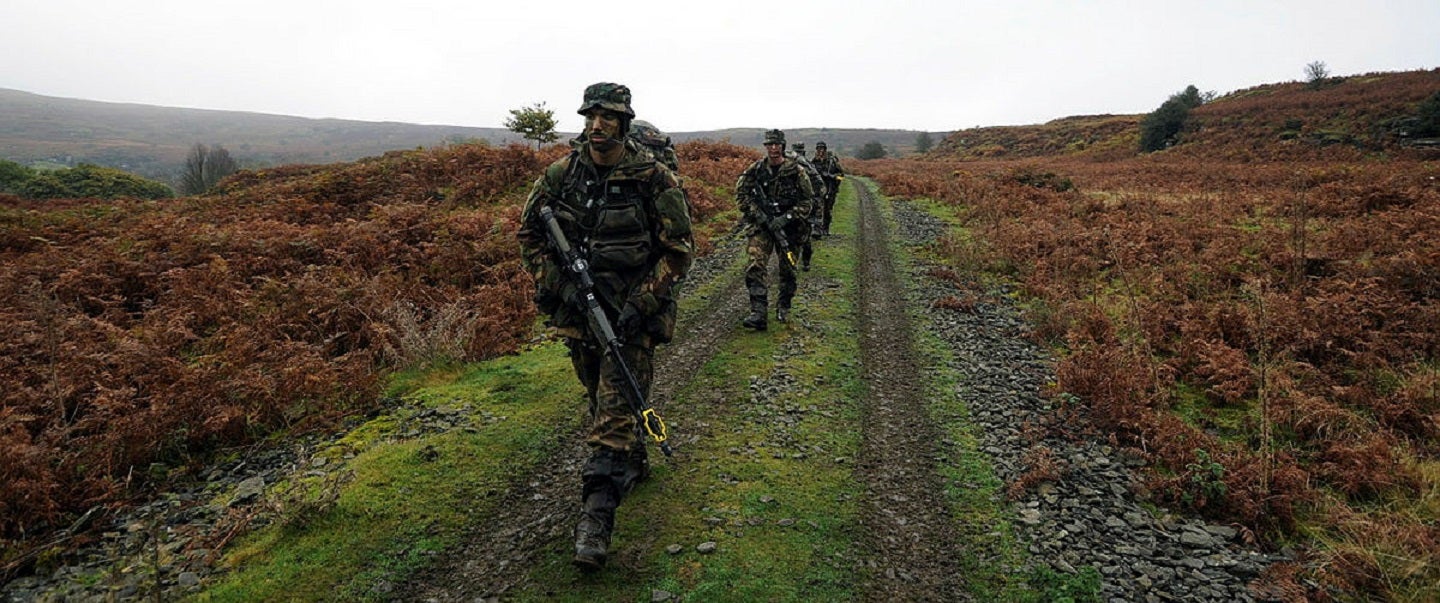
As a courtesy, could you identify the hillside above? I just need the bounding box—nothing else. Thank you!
[673,127,947,158]
[931,68,1440,161]
[0,88,516,182]
[0,88,939,187]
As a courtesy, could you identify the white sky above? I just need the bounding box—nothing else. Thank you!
[4,0,1438,133]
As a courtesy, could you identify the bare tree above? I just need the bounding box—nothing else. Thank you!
[180,144,238,195]
[1305,61,1330,89]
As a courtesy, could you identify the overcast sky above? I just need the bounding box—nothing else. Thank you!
[5,0,1439,133]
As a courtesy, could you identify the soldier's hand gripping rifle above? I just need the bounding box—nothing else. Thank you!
[750,182,798,269]
[539,206,674,457]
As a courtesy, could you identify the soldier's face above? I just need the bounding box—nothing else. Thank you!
[764,142,784,161]
[585,110,623,147]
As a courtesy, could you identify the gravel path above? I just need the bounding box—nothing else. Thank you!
[885,191,1289,603]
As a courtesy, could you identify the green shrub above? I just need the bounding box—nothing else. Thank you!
[855,141,887,159]
[1139,85,1204,152]
[1414,90,1440,137]
[19,163,173,200]
[0,159,34,194]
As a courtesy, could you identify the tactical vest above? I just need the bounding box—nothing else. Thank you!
[550,151,659,276]
[749,159,808,214]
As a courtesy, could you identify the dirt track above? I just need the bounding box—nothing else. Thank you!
[398,233,754,600]
[400,179,971,600]
[850,181,969,601]
[398,178,1283,602]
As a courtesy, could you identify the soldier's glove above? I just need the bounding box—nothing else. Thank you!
[768,214,790,232]
[616,299,645,339]
[560,282,585,311]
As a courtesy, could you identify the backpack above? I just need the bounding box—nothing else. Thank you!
[628,119,680,172]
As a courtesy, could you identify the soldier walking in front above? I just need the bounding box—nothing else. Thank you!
[517,82,693,571]
[735,129,814,330]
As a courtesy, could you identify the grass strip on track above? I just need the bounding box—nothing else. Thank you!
[200,349,581,602]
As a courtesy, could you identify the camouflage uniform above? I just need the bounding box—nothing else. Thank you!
[517,82,693,571]
[786,142,826,269]
[735,129,814,329]
[811,141,845,234]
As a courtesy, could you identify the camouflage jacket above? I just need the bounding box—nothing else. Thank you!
[785,151,827,204]
[518,139,694,341]
[811,152,844,181]
[735,157,815,233]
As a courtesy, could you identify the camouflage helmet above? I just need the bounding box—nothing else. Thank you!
[577,82,635,118]
[815,141,828,150]
[763,129,786,145]
[791,142,806,153]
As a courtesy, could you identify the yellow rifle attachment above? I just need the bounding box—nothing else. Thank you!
[642,408,668,444]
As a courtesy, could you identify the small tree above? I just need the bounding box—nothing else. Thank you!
[914,131,933,154]
[1139,85,1205,153]
[1305,61,1330,89]
[180,144,238,195]
[856,141,887,160]
[504,102,559,150]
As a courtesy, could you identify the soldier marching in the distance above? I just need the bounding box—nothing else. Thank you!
[810,141,845,237]
[517,82,694,572]
[787,141,826,270]
[735,129,815,330]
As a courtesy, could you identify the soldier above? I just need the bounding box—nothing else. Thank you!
[811,141,845,237]
[786,141,826,269]
[735,129,814,329]
[518,82,694,571]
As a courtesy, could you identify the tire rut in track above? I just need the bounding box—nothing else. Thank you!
[851,180,971,601]
[398,238,751,601]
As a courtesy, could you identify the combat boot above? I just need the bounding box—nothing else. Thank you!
[742,298,767,331]
[776,298,792,323]
[619,446,650,495]
[573,481,619,572]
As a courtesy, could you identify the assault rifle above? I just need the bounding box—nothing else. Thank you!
[749,182,798,269]
[539,206,673,457]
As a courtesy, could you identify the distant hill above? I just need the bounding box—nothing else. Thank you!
[671,128,947,159]
[0,88,944,186]
[931,68,1440,162]
[0,88,519,183]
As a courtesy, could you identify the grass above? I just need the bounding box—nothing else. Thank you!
[199,348,581,602]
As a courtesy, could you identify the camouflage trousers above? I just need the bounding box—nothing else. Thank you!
[567,337,654,452]
[821,179,840,230]
[746,230,798,306]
